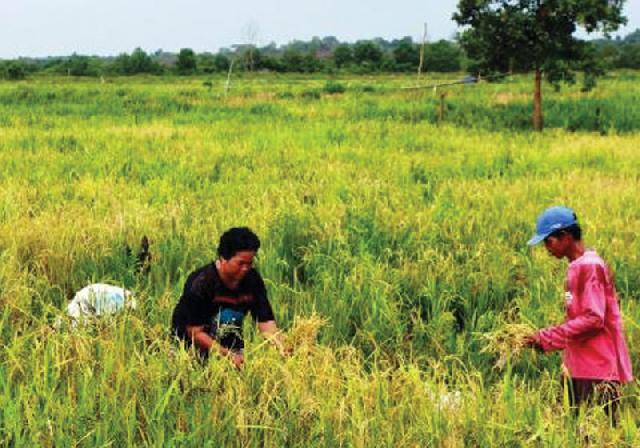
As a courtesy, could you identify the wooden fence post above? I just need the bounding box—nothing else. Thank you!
[439,92,448,124]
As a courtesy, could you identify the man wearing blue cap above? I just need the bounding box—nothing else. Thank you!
[525,206,632,422]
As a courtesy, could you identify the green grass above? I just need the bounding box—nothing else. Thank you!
[0,72,639,446]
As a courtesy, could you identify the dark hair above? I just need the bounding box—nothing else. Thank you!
[217,227,261,260]
[548,223,582,241]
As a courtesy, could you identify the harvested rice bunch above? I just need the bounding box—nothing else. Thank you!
[480,323,536,369]
[286,313,328,349]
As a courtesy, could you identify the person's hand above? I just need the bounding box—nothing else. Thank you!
[523,334,543,352]
[279,345,293,358]
[230,352,244,369]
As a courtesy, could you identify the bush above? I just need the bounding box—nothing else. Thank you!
[323,81,346,94]
[176,48,197,75]
[2,62,27,80]
[300,89,321,100]
[276,91,295,99]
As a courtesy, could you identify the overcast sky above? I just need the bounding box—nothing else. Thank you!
[1,0,638,58]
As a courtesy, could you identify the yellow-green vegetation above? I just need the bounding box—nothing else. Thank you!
[0,72,639,446]
[480,322,537,370]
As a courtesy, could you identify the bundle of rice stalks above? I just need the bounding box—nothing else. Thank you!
[286,313,328,349]
[480,323,536,370]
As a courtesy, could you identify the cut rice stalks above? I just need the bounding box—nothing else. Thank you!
[286,313,328,350]
[480,323,536,370]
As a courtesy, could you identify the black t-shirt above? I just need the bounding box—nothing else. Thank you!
[171,263,275,342]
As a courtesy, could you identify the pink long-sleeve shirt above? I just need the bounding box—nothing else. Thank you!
[535,250,633,383]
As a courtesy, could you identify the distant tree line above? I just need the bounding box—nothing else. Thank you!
[0,36,462,79]
[592,28,640,70]
[1,30,639,80]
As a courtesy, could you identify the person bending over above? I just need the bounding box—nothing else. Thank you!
[172,227,287,368]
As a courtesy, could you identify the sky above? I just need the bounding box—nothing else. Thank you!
[1,0,639,58]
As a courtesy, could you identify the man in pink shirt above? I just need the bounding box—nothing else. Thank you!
[526,206,632,420]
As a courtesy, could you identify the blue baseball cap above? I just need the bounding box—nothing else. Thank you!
[527,206,577,246]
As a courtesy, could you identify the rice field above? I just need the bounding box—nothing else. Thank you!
[0,72,639,446]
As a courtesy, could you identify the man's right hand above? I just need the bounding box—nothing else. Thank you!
[523,334,544,353]
[231,352,244,369]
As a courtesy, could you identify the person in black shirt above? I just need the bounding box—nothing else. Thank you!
[172,227,287,367]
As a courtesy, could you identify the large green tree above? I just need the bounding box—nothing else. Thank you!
[353,41,383,71]
[333,44,354,69]
[618,42,640,69]
[112,48,163,75]
[1,61,27,80]
[624,28,640,43]
[392,40,419,71]
[176,48,197,74]
[425,40,463,72]
[454,0,626,130]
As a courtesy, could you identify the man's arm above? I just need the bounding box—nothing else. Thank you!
[534,264,607,352]
[185,324,230,356]
[257,320,290,356]
[186,324,244,368]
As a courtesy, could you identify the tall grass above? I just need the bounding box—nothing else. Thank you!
[0,72,639,446]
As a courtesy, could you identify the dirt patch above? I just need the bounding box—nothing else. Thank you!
[493,92,529,105]
[255,92,276,100]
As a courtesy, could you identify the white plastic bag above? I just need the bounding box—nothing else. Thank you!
[67,283,136,325]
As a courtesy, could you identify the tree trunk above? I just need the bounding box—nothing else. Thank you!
[533,68,543,131]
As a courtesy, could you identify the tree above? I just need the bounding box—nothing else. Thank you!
[300,52,322,72]
[242,21,260,71]
[353,41,383,71]
[454,0,627,131]
[259,54,283,72]
[111,53,132,75]
[624,28,640,43]
[594,41,621,69]
[618,43,640,69]
[246,47,266,71]
[176,48,197,74]
[320,36,340,52]
[213,54,231,72]
[282,48,305,72]
[279,48,320,72]
[424,40,463,72]
[333,44,353,69]
[111,48,163,75]
[62,54,100,76]
[129,48,157,74]
[197,53,216,73]
[2,61,27,80]
[392,40,419,71]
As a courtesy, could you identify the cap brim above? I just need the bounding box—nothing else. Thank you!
[527,234,546,246]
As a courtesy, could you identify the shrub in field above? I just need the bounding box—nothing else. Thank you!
[276,91,295,99]
[323,81,346,94]
[1,62,27,80]
[299,89,321,100]
[176,48,197,75]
